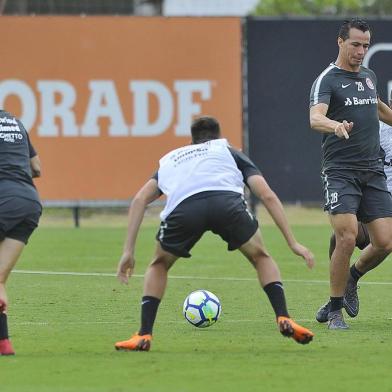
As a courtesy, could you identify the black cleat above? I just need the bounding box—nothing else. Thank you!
[327,310,349,330]
[343,276,359,318]
[316,301,331,323]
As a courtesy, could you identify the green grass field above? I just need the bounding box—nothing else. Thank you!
[2,207,392,392]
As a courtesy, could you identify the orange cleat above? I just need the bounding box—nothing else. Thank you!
[115,333,152,352]
[277,316,314,345]
[0,339,15,356]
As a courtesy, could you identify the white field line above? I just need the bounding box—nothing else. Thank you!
[11,319,316,326]
[12,269,392,285]
[10,318,392,326]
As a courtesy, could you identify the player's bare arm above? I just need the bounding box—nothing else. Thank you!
[30,155,41,178]
[117,179,161,284]
[247,175,315,269]
[378,98,392,127]
[310,103,353,139]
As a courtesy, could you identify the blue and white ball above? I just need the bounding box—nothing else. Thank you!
[183,290,221,328]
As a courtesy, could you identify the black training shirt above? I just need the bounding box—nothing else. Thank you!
[0,110,41,203]
[310,64,382,172]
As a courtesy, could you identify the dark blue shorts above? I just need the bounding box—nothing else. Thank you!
[156,191,258,258]
[0,197,42,244]
[322,169,392,223]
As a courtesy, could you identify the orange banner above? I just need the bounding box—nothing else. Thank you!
[0,17,242,200]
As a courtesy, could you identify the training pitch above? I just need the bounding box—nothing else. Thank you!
[2,207,391,392]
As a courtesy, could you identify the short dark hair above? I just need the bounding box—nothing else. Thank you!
[191,116,221,144]
[338,18,370,41]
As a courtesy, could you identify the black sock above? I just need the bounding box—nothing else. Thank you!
[330,296,343,312]
[139,296,161,335]
[263,281,289,318]
[350,264,364,283]
[0,313,9,340]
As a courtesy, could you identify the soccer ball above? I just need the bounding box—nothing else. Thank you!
[183,290,221,328]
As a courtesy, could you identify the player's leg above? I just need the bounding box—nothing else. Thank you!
[0,238,25,307]
[357,174,392,272]
[239,231,284,310]
[356,221,371,250]
[139,199,204,335]
[328,232,336,260]
[138,244,178,336]
[343,180,392,318]
[115,198,205,351]
[0,198,40,355]
[343,217,392,316]
[239,231,313,344]
[326,213,357,329]
[209,192,313,344]
[115,243,178,352]
[329,214,358,298]
[340,222,370,317]
[328,221,370,259]
[318,170,363,327]
[0,238,25,356]
[318,221,370,322]
[355,218,392,273]
[142,244,178,300]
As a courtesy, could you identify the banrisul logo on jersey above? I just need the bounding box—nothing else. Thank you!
[345,96,378,106]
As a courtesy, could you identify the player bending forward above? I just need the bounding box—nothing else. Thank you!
[115,116,315,351]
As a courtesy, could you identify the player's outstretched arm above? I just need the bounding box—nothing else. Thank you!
[378,98,392,126]
[310,103,353,139]
[247,175,315,269]
[117,179,161,284]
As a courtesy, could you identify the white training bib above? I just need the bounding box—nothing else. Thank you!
[158,139,244,220]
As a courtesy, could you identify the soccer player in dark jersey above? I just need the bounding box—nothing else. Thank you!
[114,116,315,351]
[309,18,392,329]
[316,89,392,324]
[0,110,42,355]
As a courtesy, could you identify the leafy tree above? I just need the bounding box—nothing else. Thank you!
[365,0,392,15]
[252,0,392,16]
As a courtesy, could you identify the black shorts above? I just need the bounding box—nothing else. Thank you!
[0,197,42,244]
[156,191,258,258]
[322,169,392,223]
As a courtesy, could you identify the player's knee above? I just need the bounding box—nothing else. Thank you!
[335,232,357,252]
[149,256,175,271]
[373,238,392,254]
[248,247,271,267]
[149,257,167,269]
